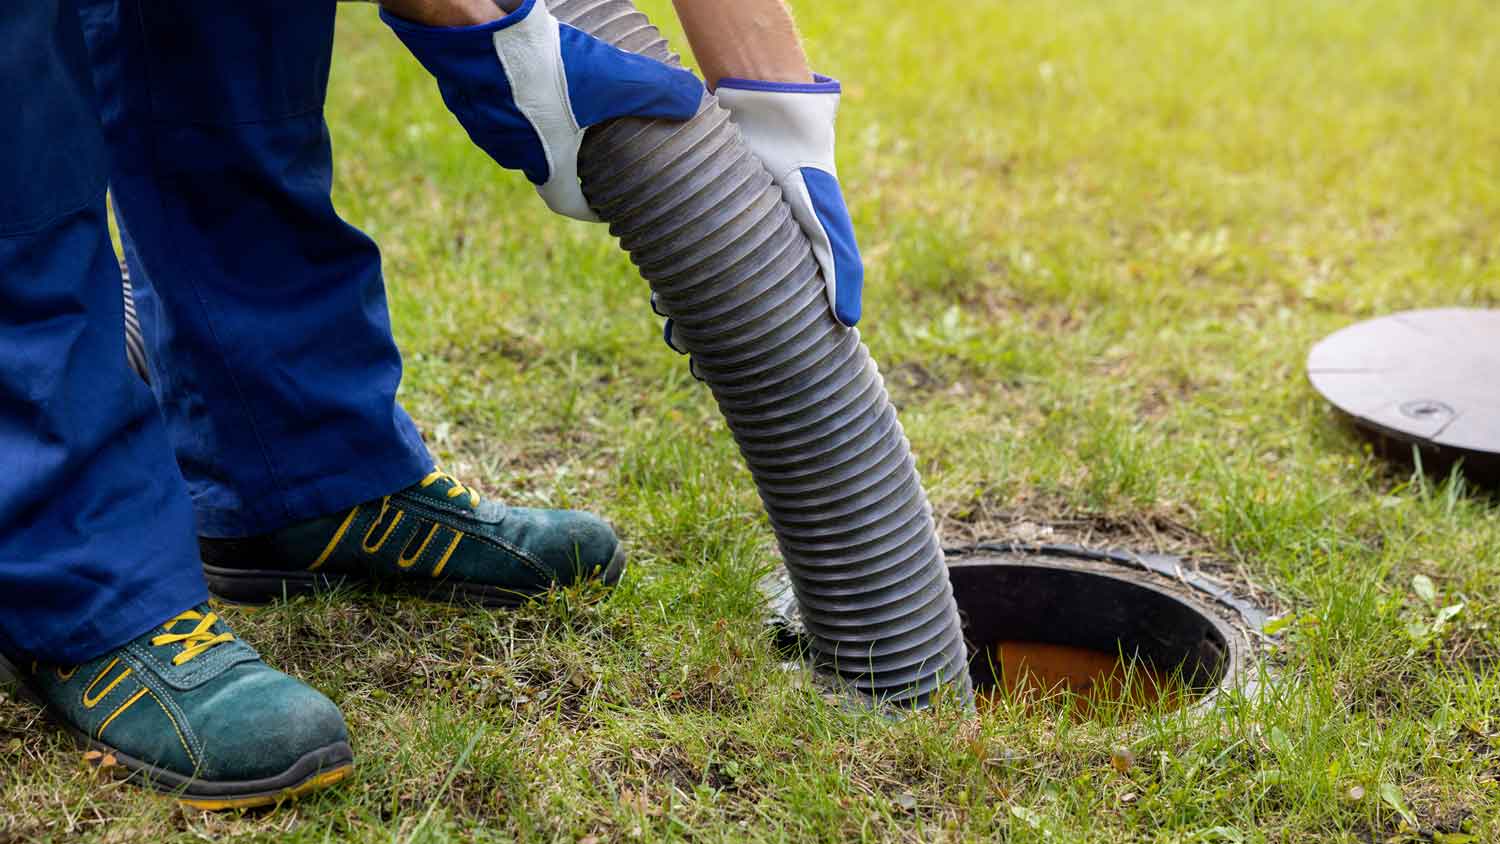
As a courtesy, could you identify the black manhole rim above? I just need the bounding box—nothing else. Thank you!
[946,549,1257,713]
[763,542,1266,712]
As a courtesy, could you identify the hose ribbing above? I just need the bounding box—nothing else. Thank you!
[554,0,971,706]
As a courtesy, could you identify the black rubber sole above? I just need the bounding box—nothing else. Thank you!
[84,739,354,810]
[0,655,354,810]
[202,543,628,608]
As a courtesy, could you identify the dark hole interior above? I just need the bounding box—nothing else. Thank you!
[948,562,1230,697]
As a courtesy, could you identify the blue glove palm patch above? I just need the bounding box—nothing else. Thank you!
[801,167,863,327]
[558,25,704,132]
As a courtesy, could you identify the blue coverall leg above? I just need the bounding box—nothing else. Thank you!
[0,0,207,664]
[76,0,434,539]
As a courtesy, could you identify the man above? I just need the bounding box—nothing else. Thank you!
[0,0,862,809]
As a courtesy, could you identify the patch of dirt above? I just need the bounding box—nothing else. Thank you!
[938,496,1212,559]
[1134,372,1205,421]
[1353,801,1480,844]
[429,332,546,372]
[885,360,1014,404]
[1438,610,1500,672]
[0,818,53,844]
[591,741,747,822]
[0,701,51,780]
[886,362,949,396]
[936,496,1286,622]
[1428,803,1477,836]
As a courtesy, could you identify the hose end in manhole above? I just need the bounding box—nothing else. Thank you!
[764,543,1268,717]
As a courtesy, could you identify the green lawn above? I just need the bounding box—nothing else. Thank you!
[5,0,1500,840]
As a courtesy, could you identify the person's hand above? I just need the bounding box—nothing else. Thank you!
[658,73,865,371]
[384,0,704,221]
[718,74,864,327]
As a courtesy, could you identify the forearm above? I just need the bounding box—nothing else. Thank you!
[382,0,812,89]
[378,0,509,27]
[669,0,811,88]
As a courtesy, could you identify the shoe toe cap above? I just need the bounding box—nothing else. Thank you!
[191,665,350,783]
[509,508,621,587]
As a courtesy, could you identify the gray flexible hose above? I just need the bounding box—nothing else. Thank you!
[552,0,971,706]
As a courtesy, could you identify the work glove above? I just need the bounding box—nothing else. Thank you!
[383,0,704,221]
[660,73,864,370]
[720,74,864,327]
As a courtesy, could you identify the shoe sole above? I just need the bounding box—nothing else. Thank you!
[0,654,354,810]
[201,542,628,608]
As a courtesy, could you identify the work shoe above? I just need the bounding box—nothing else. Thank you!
[0,606,353,810]
[200,470,625,607]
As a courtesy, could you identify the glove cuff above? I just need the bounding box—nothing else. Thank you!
[715,73,841,95]
[714,72,840,182]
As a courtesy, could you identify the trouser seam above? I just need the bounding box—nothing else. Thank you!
[0,180,109,239]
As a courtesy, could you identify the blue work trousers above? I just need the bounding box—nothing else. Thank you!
[0,0,205,663]
[3,1,432,662]
[78,0,432,539]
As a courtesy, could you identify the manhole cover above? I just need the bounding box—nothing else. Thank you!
[1307,308,1500,486]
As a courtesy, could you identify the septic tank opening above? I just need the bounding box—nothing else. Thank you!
[762,542,1262,715]
[949,550,1250,716]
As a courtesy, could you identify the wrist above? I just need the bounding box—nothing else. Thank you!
[380,0,532,40]
[377,0,512,28]
[717,73,840,95]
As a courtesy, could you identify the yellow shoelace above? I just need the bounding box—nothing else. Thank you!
[151,610,235,666]
[420,469,479,508]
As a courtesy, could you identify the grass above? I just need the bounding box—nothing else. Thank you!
[4,0,1500,840]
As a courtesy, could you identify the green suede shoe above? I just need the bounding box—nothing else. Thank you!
[200,470,625,607]
[0,606,353,810]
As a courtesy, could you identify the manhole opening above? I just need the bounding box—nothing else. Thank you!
[950,556,1244,717]
[759,544,1261,712]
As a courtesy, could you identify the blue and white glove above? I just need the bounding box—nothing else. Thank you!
[718,74,864,327]
[383,0,704,221]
